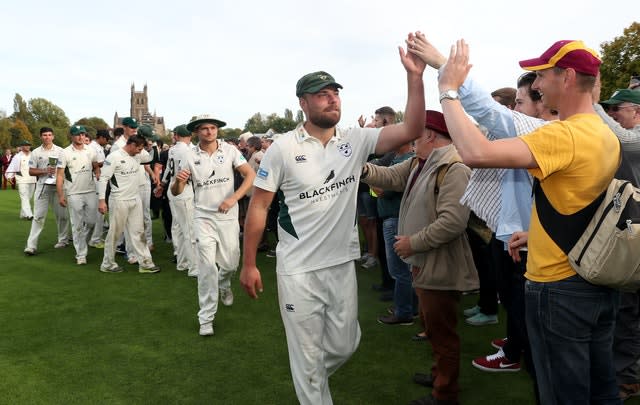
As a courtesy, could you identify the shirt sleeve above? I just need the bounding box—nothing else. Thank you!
[519,121,574,179]
[98,155,116,199]
[253,142,284,192]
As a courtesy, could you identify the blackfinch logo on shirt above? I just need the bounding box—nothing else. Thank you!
[324,170,335,184]
[285,304,295,312]
[299,174,356,200]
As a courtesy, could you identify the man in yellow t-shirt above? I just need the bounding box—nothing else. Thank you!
[432,38,620,404]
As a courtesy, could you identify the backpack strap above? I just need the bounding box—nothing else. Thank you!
[534,178,606,255]
[434,160,462,196]
[534,143,622,254]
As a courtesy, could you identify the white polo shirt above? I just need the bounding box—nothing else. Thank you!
[88,140,106,164]
[98,148,147,201]
[57,144,98,195]
[6,152,36,184]
[178,140,246,219]
[254,124,379,275]
[29,144,64,186]
[162,141,195,200]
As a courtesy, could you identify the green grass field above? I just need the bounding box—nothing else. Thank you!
[0,189,595,404]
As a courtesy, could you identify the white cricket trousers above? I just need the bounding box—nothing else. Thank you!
[168,190,196,274]
[17,182,35,218]
[277,262,361,405]
[66,192,97,260]
[89,188,104,245]
[102,197,154,270]
[195,215,239,325]
[26,184,70,250]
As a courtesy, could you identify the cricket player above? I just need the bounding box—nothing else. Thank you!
[24,127,70,255]
[98,135,159,274]
[240,33,426,404]
[156,125,197,277]
[172,114,255,337]
[56,125,101,265]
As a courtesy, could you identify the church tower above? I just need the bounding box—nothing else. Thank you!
[130,83,148,122]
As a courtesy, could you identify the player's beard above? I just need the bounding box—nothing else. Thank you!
[308,109,341,129]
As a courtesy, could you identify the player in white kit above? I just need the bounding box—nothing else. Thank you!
[56,125,101,265]
[98,135,159,274]
[156,125,198,277]
[172,114,255,337]
[24,127,70,255]
[5,140,37,219]
[240,35,427,404]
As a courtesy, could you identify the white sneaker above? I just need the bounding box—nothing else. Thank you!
[24,247,36,256]
[127,256,138,265]
[220,288,234,306]
[199,323,214,336]
[54,241,68,249]
[76,257,87,265]
[361,256,378,269]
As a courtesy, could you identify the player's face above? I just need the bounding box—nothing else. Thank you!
[40,131,54,146]
[301,87,341,129]
[197,124,219,143]
[124,126,137,137]
[71,134,85,146]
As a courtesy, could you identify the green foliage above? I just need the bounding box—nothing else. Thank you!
[220,127,242,139]
[243,110,302,134]
[75,116,109,138]
[599,21,640,100]
[29,98,70,128]
[10,120,32,147]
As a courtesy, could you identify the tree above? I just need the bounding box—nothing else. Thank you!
[30,98,70,129]
[599,22,640,100]
[11,94,31,126]
[0,118,12,148]
[75,117,109,138]
[10,120,32,147]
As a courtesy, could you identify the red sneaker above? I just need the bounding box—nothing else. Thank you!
[491,337,508,349]
[472,349,520,372]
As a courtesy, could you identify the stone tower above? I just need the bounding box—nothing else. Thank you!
[130,83,148,122]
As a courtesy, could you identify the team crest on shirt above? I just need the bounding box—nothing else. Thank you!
[120,160,125,164]
[216,154,225,165]
[194,160,201,165]
[337,142,352,157]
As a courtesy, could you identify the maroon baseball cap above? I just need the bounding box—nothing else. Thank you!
[519,40,601,77]
[425,110,449,138]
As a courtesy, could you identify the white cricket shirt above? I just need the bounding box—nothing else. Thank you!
[254,124,379,275]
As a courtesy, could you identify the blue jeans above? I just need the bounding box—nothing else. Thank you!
[382,217,414,319]
[525,275,621,404]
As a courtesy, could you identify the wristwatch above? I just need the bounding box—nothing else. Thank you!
[439,89,459,103]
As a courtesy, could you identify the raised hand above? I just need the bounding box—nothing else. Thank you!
[438,39,473,92]
[407,31,447,69]
[399,32,427,76]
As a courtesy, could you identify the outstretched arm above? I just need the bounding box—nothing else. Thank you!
[439,39,537,169]
[375,32,426,154]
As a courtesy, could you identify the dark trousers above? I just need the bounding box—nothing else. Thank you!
[614,291,640,385]
[417,288,461,402]
[492,242,539,403]
[161,195,172,240]
[468,231,497,315]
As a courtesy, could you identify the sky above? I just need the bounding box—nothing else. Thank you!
[1,0,636,131]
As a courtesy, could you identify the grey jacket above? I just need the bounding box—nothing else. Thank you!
[363,144,479,291]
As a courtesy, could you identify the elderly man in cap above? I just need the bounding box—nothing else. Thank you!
[362,111,478,405]
[240,34,426,405]
[24,127,70,255]
[56,125,101,265]
[5,140,37,219]
[435,38,620,404]
[157,124,198,276]
[172,114,255,337]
